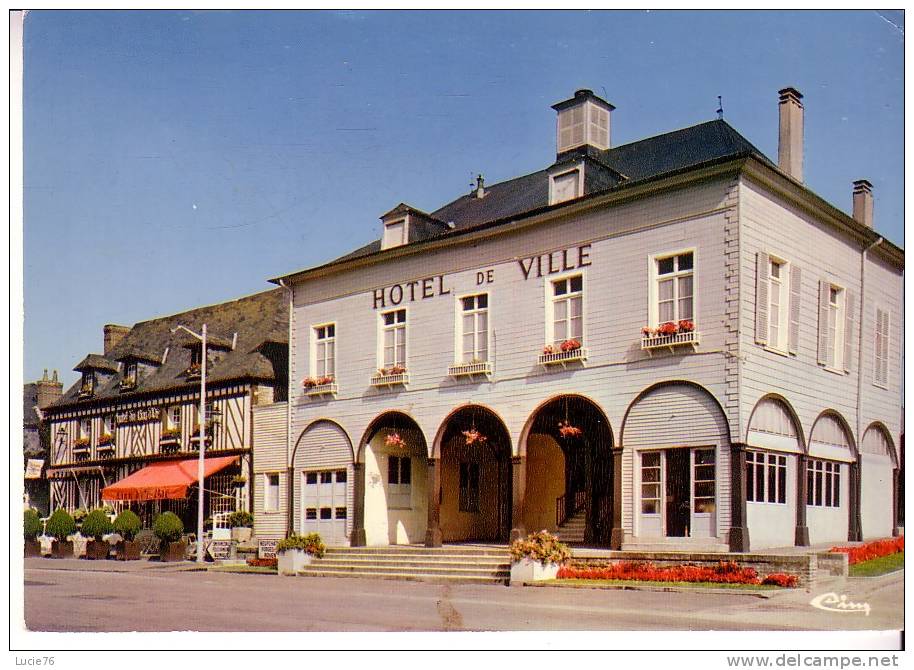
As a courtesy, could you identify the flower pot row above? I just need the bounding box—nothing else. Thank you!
[28,538,145,560]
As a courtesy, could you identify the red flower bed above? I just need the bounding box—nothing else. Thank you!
[830,536,904,565]
[762,573,798,587]
[247,557,278,568]
[556,560,768,585]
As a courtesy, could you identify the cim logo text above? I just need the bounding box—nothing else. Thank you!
[809,592,871,616]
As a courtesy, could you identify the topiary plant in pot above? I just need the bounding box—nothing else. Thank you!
[228,510,255,543]
[24,509,42,557]
[80,509,113,560]
[153,511,186,562]
[113,509,142,560]
[45,508,77,558]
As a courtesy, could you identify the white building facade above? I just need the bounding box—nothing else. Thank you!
[263,88,902,552]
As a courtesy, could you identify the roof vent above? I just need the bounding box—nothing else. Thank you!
[551,89,615,157]
[474,174,486,199]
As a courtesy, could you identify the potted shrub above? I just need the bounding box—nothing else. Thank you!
[509,530,571,585]
[24,509,42,557]
[153,511,186,562]
[81,509,113,560]
[276,533,326,575]
[45,508,76,558]
[228,510,254,543]
[113,509,142,560]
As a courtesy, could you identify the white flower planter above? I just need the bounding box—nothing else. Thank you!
[510,558,560,585]
[277,549,314,576]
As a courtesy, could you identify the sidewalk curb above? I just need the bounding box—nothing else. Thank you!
[522,581,776,599]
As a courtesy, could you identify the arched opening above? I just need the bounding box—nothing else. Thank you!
[745,395,805,550]
[521,395,614,546]
[435,405,512,543]
[860,422,897,539]
[357,412,428,546]
[292,420,354,546]
[620,381,730,547]
[808,411,857,544]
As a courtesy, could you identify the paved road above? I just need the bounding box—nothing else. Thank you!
[23,561,903,633]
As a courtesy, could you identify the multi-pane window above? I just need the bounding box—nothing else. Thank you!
[552,275,583,346]
[460,294,489,363]
[381,309,407,368]
[80,372,95,394]
[314,324,336,378]
[190,346,203,368]
[874,308,890,388]
[807,460,840,508]
[459,462,480,513]
[655,252,694,325]
[693,449,716,513]
[768,259,789,351]
[103,415,116,435]
[265,473,280,512]
[165,405,181,430]
[746,451,787,504]
[79,418,92,440]
[640,451,661,514]
[388,456,412,508]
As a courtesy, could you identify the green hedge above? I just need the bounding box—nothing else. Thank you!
[24,509,42,540]
[228,510,254,528]
[113,510,142,541]
[81,509,113,541]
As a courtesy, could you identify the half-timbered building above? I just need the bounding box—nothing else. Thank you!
[44,289,288,531]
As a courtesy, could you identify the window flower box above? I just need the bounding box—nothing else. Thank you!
[119,379,137,391]
[371,367,408,387]
[538,342,587,367]
[641,322,700,355]
[184,363,202,379]
[96,443,116,459]
[303,376,338,397]
[447,360,492,378]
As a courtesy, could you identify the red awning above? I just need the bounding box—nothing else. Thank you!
[101,456,238,502]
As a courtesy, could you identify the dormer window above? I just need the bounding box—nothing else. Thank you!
[549,167,583,205]
[79,372,95,397]
[383,218,407,250]
[121,361,138,389]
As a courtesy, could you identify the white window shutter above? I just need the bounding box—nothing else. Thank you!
[788,264,801,354]
[817,280,830,365]
[843,289,856,373]
[755,252,770,345]
[883,311,891,384]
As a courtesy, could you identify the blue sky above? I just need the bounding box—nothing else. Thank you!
[23,10,904,387]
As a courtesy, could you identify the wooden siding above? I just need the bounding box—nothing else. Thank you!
[252,402,288,539]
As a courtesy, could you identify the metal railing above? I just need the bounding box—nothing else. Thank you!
[556,489,587,527]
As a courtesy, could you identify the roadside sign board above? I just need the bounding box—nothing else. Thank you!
[258,539,278,559]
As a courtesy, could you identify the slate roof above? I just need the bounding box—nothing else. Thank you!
[287,119,772,274]
[49,289,287,410]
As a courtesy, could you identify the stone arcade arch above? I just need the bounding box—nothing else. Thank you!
[351,411,429,546]
[290,419,355,546]
[427,404,513,545]
[620,381,731,549]
[519,394,614,546]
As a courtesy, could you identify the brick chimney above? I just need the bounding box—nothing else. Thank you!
[103,324,130,355]
[36,369,63,409]
[778,87,804,182]
[852,179,874,228]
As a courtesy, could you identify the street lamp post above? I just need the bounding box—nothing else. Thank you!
[172,323,207,563]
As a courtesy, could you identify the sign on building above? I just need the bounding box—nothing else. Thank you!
[25,459,45,479]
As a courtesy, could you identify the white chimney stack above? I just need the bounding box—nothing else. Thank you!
[778,87,804,182]
[852,179,874,228]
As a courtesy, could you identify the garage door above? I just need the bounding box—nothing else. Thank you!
[301,469,348,545]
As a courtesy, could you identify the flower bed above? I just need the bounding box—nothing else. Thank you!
[556,560,797,587]
[247,557,278,568]
[830,536,904,565]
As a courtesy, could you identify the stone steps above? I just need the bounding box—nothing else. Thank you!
[300,544,511,584]
[555,510,587,544]
[621,541,731,553]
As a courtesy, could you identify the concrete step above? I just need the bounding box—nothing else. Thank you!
[621,541,730,553]
[308,563,509,578]
[325,545,507,556]
[297,569,509,585]
[316,557,509,569]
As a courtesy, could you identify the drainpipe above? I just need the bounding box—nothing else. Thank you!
[853,236,883,542]
[278,278,295,537]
